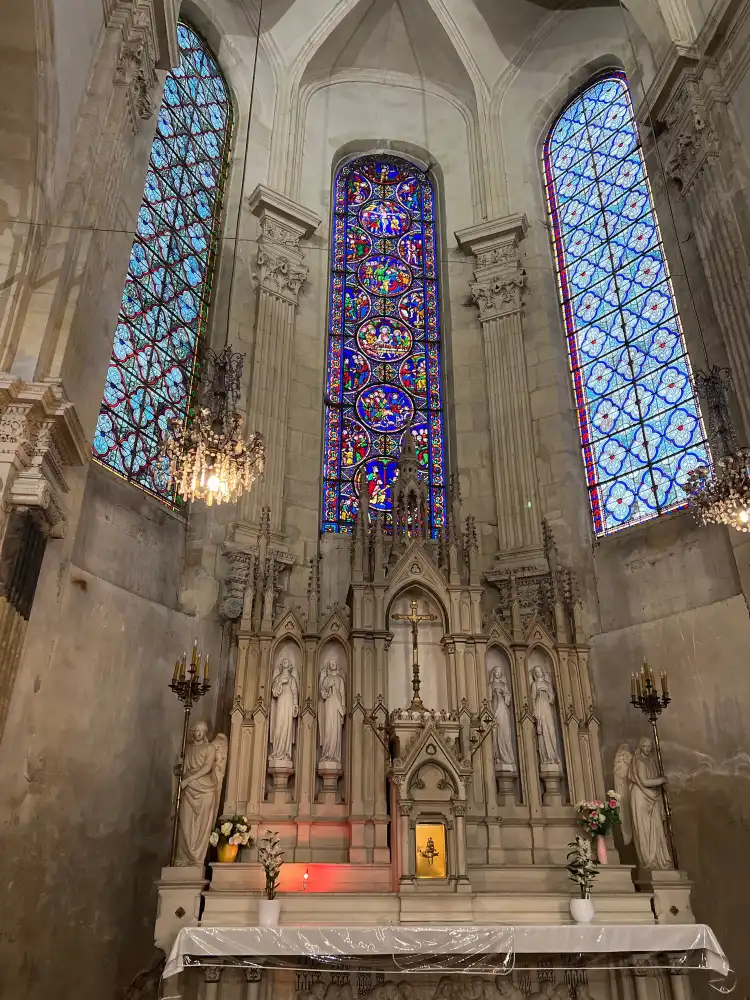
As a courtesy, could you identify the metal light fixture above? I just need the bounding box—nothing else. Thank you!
[164,346,265,507]
[682,366,750,531]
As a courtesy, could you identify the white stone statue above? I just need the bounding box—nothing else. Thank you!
[529,663,561,765]
[488,662,516,768]
[614,738,673,870]
[318,658,346,763]
[269,656,300,762]
[174,721,228,867]
[495,980,525,1000]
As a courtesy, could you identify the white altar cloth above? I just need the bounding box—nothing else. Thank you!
[164,924,729,979]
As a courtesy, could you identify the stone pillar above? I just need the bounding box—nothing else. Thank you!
[203,967,222,999]
[655,67,750,438]
[240,186,321,537]
[245,968,263,1000]
[455,217,544,569]
[0,377,86,741]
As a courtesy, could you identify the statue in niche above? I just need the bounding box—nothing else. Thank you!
[529,663,561,765]
[174,721,228,866]
[488,661,516,768]
[318,658,346,763]
[495,980,525,1000]
[269,656,300,762]
[614,738,673,869]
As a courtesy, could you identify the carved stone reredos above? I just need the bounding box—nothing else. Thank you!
[388,712,472,788]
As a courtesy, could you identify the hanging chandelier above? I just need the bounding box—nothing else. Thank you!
[164,346,265,507]
[682,366,750,531]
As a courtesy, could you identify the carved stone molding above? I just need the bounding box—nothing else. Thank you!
[664,107,719,192]
[220,549,256,620]
[111,1,160,133]
[0,378,87,539]
[248,185,321,306]
[470,272,526,321]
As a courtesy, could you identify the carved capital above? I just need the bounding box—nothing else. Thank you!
[452,801,466,817]
[113,3,158,134]
[470,272,526,320]
[657,74,721,194]
[0,378,86,539]
[398,801,412,817]
[248,185,321,306]
[456,214,529,321]
[204,966,223,982]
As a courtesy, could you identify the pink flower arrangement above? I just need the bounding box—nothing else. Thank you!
[575,790,621,837]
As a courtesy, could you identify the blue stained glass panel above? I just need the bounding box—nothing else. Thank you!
[322,155,446,533]
[92,23,232,503]
[543,71,710,535]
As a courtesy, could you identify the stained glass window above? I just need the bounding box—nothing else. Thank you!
[543,71,710,536]
[92,23,232,502]
[322,155,446,533]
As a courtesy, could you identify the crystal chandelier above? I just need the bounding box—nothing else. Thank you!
[682,366,750,531]
[164,346,265,507]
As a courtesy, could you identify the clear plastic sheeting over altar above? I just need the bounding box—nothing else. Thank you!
[163,923,729,979]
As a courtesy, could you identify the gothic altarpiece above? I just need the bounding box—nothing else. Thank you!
[156,444,698,1000]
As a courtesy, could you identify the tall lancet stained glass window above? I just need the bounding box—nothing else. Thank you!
[92,23,232,502]
[322,155,446,533]
[543,72,710,535]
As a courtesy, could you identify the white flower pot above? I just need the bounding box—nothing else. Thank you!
[258,898,281,926]
[569,897,594,923]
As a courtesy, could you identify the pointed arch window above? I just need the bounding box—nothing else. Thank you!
[543,71,710,535]
[92,23,232,503]
[322,155,446,533]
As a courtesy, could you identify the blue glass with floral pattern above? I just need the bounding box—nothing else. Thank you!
[92,23,232,502]
[543,72,710,535]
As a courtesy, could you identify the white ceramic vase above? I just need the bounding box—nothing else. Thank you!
[258,897,281,926]
[569,897,594,923]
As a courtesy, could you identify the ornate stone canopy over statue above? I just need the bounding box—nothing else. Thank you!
[174,721,227,867]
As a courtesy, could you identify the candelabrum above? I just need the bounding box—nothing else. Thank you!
[169,639,211,865]
[630,661,679,869]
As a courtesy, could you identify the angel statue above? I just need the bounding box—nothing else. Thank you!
[614,738,673,870]
[269,656,300,762]
[175,721,228,867]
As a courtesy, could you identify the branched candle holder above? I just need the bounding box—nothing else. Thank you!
[630,661,679,869]
[169,639,211,865]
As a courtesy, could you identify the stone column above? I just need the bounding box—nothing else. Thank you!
[455,216,544,569]
[655,67,750,438]
[240,186,321,537]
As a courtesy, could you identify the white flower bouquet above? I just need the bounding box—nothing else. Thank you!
[209,814,253,849]
[258,830,284,899]
[566,835,599,899]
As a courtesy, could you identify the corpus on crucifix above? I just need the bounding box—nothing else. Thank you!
[392,597,438,709]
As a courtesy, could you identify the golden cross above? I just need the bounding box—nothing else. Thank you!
[392,598,438,710]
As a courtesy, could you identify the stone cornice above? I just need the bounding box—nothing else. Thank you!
[247,185,322,244]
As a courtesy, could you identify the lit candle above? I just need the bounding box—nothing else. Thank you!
[630,674,637,699]
[636,673,642,699]
[661,670,669,699]
[191,639,198,669]
[172,657,180,682]
[180,652,187,680]
[204,653,210,682]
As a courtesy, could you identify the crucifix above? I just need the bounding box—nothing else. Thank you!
[392,597,438,710]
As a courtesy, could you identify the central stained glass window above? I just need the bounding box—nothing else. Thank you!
[543,71,710,536]
[92,23,232,503]
[322,155,446,533]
